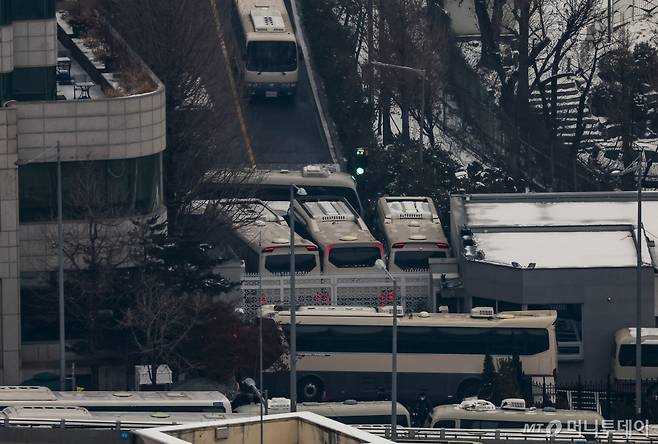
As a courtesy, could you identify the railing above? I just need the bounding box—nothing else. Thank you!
[241,271,432,318]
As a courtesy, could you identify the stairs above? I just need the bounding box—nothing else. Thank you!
[528,78,604,152]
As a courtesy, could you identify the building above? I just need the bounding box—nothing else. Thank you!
[447,192,658,382]
[0,1,166,385]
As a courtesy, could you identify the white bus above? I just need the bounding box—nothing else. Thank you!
[291,197,384,273]
[0,387,232,413]
[261,306,558,403]
[231,0,298,98]
[612,328,658,382]
[427,398,603,430]
[195,198,320,274]
[235,398,411,427]
[376,196,451,272]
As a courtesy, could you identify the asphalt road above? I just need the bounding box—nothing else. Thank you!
[244,62,333,168]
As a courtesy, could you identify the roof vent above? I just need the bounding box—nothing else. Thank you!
[418,311,430,318]
[471,307,495,318]
[438,306,449,313]
[0,386,56,401]
[268,397,291,410]
[2,406,92,420]
[459,399,496,411]
[501,398,527,410]
[251,9,286,32]
[339,235,358,241]
[408,234,427,240]
[321,215,349,222]
[272,238,289,244]
[343,399,358,405]
[302,165,330,178]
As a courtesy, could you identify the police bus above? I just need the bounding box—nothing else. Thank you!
[231,0,298,98]
[612,328,658,382]
[376,196,450,272]
[0,387,232,413]
[291,197,383,273]
[261,306,558,403]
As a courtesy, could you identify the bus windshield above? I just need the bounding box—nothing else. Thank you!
[619,344,658,367]
[394,251,447,271]
[265,254,316,273]
[328,247,380,268]
[247,41,297,72]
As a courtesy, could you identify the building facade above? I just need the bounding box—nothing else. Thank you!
[0,0,166,384]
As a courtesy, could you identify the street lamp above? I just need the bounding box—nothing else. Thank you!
[288,184,307,412]
[611,146,648,418]
[15,141,66,391]
[370,60,426,163]
[374,258,399,440]
[242,377,268,444]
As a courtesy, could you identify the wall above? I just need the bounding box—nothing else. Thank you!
[0,106,20,384]
[444,0,515,36]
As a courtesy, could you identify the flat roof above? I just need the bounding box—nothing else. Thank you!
[473,230,651,268]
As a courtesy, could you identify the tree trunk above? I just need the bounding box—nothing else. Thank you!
[515,0,530,134]
[474,0,499,69]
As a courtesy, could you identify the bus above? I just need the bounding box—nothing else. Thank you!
[201,165,363,216]
[231,0,298,98]
[427,398,603,431]
[612,328,658,382]
[261,306,558,403]
[195,198,320,275]
[0,387,232,413]
[235,398,411,426]
[376,196,451,272]
[291,197,384,273]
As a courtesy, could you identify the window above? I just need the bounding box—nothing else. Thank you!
[264,254,316,273]
[331,415,408,426]
[434,420,456,428]
[295,325,549,355]
[12,67,55,101]
[394,250,447,271]
[10,0,55,20]
[529,303,582,359]
[619,344,658,367]
[246,41,297,72]
[19,154,162,222]
[328,247,380,268]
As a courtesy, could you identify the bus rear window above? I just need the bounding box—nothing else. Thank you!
[247,41,297,72]
[265,254,316,273]
[328,247,380,268]
[619,344,658,367]
[393,250,447,271]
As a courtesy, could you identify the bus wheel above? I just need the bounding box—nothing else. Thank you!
[457,378,482,401]
[299,376,324,402]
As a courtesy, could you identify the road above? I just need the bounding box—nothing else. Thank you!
[245,62,333,168]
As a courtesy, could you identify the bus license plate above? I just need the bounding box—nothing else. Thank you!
[265,91,278,98]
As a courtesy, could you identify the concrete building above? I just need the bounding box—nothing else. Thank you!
[447,192,658,382]
[0,0,166,385]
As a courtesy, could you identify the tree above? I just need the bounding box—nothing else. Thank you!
[479,354,496,401]
[492,357,521,404]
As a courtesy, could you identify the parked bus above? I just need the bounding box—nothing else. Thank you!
[427,398,603,431]
[231,0,298,98]
[0,387,232,413]
[261,306,558,403]
[235,398,411,426]
[376,196,450,272]
[612,328,658,381]
[201,165,363,216]
[291,197,383,273]
[195,198,320,275]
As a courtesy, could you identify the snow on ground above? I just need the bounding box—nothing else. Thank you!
[625,14,658,49]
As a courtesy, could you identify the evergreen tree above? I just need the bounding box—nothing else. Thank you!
[479,354,496,401]
[492,357,521,404]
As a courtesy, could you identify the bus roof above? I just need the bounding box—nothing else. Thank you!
[234,0,295,42]
[292,197,377,248]
[430,403,603,424]
[235,399,409,418]
[377,196,449,246]
[255,166,356,189]
[261,306,558,328]
[615,328,658,345]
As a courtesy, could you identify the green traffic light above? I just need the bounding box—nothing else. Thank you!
[356,167,365,175]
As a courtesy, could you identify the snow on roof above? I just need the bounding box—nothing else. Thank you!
[464,198,658,244]
[473,230,652,269]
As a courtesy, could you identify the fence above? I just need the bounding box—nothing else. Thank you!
[613,0,658,29]
[240,271,432,318]
[534,378,658,422]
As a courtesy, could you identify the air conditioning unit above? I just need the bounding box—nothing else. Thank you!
[302,165,330,178]
[377,305,403,316]
[268,397,291,410]
[459,399,495,411]
[438,306,449,313]
[500,398,526,410]
[471,307,495,318]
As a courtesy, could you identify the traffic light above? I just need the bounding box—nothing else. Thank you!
[354,146,368,177]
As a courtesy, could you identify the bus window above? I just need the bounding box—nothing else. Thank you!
[330,415,409,426]
[461,419,501,429]
[247,41,297,72]
[328,247,380,268]
[619,344,658,366]
[265,254,317,273]
[394,251,447,271]
[434,420,456,428]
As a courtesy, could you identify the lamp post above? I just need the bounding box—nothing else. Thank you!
[375,258,398,440]
[242,378,268,444]
[288,184,307,412]
[15,141,66,390]
[370,60,426,163]
[612,147,647,417]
